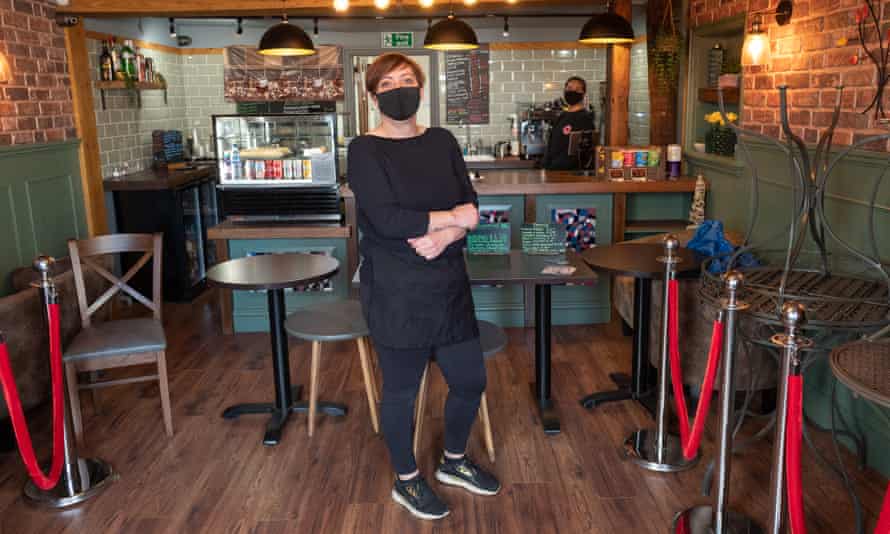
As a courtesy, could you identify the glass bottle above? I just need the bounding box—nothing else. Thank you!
[120,39,136,79]
[108,39,122,79]
[99,41,113,81]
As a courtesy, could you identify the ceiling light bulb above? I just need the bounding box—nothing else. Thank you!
[333,0,349,11]
[506,0,518,3]
[463,0,477,5]
[419,0,434,7]
[374,0,390,9]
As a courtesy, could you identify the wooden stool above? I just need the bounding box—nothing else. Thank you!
[413,320,508,463]
[285,300,379,437]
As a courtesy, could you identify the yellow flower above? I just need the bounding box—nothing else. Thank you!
[727,112,738,122]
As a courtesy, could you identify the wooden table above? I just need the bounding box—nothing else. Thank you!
[465,250,597,434]
[580,244,701,417]
[206,253,343,446]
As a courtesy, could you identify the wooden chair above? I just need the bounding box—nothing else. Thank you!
[64,233,172,447]
[414,320,507,463]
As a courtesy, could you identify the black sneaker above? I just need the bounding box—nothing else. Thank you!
[435,455,501,496]
[391,476,450,520]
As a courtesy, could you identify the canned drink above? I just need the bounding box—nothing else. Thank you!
[667,144,682,162]
[611,151,623,168]
[302,159,312,179]
[276,160,283,179]
[648,149,660,167]
[256,160,265,179]
[634,150,648,167]
[623,150,634,168]
[245,160,255,179]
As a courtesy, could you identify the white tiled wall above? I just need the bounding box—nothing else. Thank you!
[435,46,651,150]
[437,47,609,150]
[88,42,235,178]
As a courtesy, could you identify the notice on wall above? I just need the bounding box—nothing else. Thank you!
[224,45,345,102]
[445,45,490,125]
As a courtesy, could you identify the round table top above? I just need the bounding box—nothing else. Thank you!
[581,243,701,279]
[207,253,339,291]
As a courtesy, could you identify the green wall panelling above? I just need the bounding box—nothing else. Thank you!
[536,194,613,325]
[0,141,87,296]
[228,238,349,333]
[471,285,526,328]
[471,195,526,327]
[687,137,890,476]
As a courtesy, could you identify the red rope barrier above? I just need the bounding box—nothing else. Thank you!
[876,483,890,534]
[786,374,807,534]
[0,302,65,490]
[667,279,725,460]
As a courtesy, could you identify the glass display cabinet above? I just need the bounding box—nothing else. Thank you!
[213,113,338,187]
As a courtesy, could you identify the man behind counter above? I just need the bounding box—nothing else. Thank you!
[542,76,596,171]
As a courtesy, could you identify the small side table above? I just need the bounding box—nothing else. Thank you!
[580,244,701,416]
[207,253,345,446]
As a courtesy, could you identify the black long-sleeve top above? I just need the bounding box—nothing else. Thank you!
[543,110,596,170]
[347,127,480,349]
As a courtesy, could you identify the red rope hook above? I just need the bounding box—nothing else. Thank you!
[786,374,807,534]
[0,302,66,490]
[667,279,725,460]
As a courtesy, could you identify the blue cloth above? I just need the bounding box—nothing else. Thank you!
[687,220,759,273]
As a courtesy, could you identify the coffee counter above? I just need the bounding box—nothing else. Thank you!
[215,171,703,333]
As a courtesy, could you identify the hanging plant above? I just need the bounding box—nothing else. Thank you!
[854,0,889,119]
[649,1,684,90]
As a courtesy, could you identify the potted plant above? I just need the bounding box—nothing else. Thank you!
[704,111,738,157]
[719,54,741,88]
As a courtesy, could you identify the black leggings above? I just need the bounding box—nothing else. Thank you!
[374,337,486,475]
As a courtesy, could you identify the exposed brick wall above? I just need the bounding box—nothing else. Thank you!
[690,0,890,151]
[0,0,74,146]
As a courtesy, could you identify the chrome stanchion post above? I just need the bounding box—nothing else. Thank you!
[672,271,764,534]
[767,302,811,534]
[22,256,118,508]
[625,235,698,472]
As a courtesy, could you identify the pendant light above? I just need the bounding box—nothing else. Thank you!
[423,9,479,51]
[258,2,316,56]
[578,1,634,45]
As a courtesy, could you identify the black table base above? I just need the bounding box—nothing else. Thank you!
[222,289,347,446]
[534,285,561,434]
[581,277,657,417]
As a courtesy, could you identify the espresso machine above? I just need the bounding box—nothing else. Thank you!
[519,106,561,161]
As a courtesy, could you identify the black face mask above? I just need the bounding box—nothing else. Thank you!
[564,90,584,106]
[376,86,421,121]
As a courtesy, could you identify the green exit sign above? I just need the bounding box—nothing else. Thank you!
[383,32,414,48]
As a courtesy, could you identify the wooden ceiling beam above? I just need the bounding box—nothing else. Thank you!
[59,0,596,18]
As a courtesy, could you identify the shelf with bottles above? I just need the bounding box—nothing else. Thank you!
[95,37,167,110]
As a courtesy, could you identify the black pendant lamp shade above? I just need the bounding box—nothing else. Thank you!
[424,15,479,51]
[258,19,316,56]
[578,11,635,44]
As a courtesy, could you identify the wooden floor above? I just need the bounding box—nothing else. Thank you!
[1,290,887,534]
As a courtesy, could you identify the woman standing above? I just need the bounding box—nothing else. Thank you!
[347,53,500,520]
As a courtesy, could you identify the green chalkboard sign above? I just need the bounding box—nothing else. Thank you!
[521,223,565,255]
[467,223,511,255]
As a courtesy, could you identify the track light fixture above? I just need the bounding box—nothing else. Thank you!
[333,0,349,11]
[374,0,390,9]
[236,17,243,35]
[313,17,319,36]
[169,18,176,38]
[503,16,509,37]
[420,0,434,7]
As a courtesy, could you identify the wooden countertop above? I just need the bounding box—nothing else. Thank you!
[103,165,214,192]
[340,170,700,197]
[464,156,538,171]
[208,220,351,240]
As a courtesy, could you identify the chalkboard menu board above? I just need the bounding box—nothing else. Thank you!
[446,45,490,125]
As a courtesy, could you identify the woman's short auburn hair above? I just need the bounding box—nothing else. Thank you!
[365,53,426,94]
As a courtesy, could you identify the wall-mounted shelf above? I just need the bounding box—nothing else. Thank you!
[94,80,167,110]
[698,87,739,105]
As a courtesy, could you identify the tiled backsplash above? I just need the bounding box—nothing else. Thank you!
[88,41,235,178]
[90,39,650,176]
[438,44,650,150]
